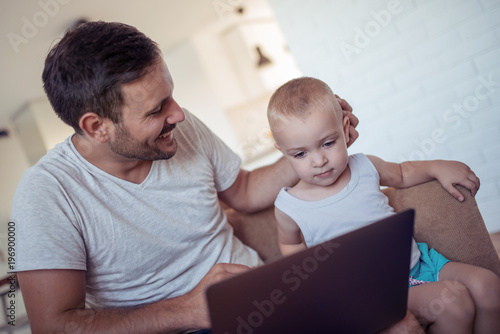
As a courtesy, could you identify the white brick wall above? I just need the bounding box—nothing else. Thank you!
[268,0,500,232]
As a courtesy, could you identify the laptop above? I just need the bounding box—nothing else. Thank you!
[206,209,415,334]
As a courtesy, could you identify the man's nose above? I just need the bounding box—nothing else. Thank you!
[166,99,185,124]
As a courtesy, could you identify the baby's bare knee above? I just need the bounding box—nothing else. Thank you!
[469,271,500,312]
[441,281,475,322]
[419,281,475,324]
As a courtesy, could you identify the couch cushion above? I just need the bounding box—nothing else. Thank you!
[383,180,500,277]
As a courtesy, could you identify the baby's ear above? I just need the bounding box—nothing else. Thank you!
[274,142,282,151]
[343,115,350,144]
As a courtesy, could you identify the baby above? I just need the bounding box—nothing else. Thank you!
[267,77,500,333]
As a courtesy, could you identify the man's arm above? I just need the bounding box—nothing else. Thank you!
[18,264,249,334]
[367,155,480,201]
[218,157,298,214]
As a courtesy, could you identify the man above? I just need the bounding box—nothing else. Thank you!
[13,21,421,333]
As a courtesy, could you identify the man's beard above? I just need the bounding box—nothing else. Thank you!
[109,123,178,161]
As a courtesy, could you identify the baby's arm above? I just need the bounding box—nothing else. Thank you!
[367,155,480,201]
[274,207,307,256]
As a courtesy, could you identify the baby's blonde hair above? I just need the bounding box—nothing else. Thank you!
[267,77,341,131]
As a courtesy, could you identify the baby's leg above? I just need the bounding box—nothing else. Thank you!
[439,262,500,334]
[408,281,475,333]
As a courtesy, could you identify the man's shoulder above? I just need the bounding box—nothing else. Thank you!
[18,138,81,187]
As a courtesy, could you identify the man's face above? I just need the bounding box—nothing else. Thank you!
[108,60,185,161]
[273,106,350,188]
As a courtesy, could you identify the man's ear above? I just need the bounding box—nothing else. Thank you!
[79,112,111,143]
[343,115,351,145]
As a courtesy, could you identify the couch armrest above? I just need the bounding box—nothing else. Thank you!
[383,180,500,277]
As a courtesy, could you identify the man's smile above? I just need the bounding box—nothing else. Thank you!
[156,124,176,142]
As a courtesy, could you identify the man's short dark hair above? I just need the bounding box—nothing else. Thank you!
[42,21,162,134]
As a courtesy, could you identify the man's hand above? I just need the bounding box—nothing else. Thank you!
[336,95,359,147]
[433,160,480,201]
[18,264,250,334]
[377,310,425,334]
[182,263,251,329]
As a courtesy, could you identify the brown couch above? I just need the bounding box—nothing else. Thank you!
[225,180,500,277]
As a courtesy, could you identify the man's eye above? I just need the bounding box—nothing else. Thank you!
[294,152,306,158]
[150,106,163,116]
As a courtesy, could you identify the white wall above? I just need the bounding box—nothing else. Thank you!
[268,0,500,232]
[0,126,30,274]
[168,0,301,162]
[0,129,29,225]
[163,39,241,154]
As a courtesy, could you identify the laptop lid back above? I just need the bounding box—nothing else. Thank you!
[207,209,415,334]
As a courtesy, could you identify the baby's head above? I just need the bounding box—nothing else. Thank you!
[267,77,351,187]
[267,77,344,136]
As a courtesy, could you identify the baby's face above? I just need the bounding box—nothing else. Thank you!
[273,106,350,188]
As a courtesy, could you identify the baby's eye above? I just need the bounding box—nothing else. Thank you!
[324,140,335,147]
[293,152,306,159]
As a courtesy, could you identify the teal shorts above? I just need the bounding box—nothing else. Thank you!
[408,242,450,287]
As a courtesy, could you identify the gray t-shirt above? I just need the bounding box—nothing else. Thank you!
[12,109,261,308]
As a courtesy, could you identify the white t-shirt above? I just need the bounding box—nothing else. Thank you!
[12,109,261,309]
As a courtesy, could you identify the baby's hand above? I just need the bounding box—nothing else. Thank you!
[435,161,480,201]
